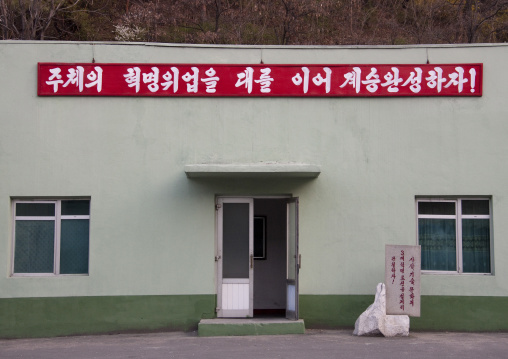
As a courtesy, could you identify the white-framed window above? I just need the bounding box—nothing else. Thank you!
[416,197,491,274]
[12,199,90,276]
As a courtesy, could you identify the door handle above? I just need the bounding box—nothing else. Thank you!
[298,254,301,269]
[250,254,253,269]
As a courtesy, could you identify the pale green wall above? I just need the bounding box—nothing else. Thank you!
[1,42,508,301]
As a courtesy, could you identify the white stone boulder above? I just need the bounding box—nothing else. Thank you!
[353,283,409,337]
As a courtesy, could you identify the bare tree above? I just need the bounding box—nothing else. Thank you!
[447,0,508,42]
[0,0,84,40]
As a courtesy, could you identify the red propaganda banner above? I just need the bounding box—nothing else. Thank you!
[38,63,482,97]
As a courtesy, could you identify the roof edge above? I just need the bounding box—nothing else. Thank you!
[2,40,508,50]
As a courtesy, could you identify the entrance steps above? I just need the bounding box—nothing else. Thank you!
[198,318,305,337]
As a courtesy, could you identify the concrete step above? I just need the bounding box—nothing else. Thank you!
[198,318,305,337]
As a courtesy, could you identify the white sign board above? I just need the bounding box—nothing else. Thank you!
[385,245,421,317]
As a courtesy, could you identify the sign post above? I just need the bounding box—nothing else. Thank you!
[385,245,421,317]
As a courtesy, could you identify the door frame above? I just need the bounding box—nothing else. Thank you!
[215,195,299,319]
[286,197,299,320]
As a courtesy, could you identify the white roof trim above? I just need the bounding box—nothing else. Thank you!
[4,40,507,50]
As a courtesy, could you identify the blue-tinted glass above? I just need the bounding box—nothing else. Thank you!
[60,219,89,274]
[16,203,55,217]
[419,218,456,271]
[462,219,490,273]
[61,200,90,216]
[14,220,54,273]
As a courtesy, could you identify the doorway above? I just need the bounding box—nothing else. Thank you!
[216,197,299,320]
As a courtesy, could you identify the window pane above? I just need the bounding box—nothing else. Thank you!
[462,200,490,215]
[419,218,456,271]
[14,220,54,273]
[222,203,250,279]
[16,203,55,217]
[61,200,90,216]
[60,219,89,274]
[253,217,265,259]
[418,202,455,215]
[462,219,490,273]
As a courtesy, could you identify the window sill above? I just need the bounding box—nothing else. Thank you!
[10,273,89,277]
[421,271,492,276]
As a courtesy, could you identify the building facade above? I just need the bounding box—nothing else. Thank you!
[1,41,507,338]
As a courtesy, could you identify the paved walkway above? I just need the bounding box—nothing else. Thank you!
[1,329,508,359]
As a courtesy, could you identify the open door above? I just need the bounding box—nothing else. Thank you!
[216,198,254,318]
[286,197,299,320]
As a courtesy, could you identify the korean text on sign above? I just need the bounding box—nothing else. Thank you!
[385,245,421,317]
[38,64,482,97]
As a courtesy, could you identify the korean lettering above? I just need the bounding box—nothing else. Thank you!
[235,67,254,94]
[46,68,64,93]
[201,67,220,93]
[142,67,160,93]
[402,67,422,93]
[292,67,310,94]
[386,245,420,316]
[182,67,199,93]
[381,67,403,93]
[85,66,103,93]
[444,67,468,93]
[124,67,142,93]
[391,256,396,284]
[426,67,447,93]
[161,67,179,93]
[312,67,332,93]
[399,250,405,310]
[42,63,479,97]
[362,68,381,93]
[63,66,85,92]
[51,66,103,93]
[340,67,361,93]
[254,68,274,93]
[409,256,415,306]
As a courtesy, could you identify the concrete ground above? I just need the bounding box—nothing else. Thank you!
[1,329,508,359]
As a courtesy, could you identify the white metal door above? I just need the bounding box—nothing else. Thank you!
[216,198,254,318]
[286,197,299,320]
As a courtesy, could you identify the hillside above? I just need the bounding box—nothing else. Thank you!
[1,0,507,44]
